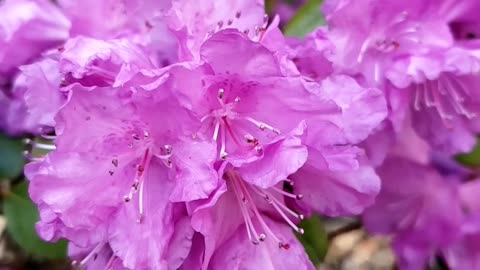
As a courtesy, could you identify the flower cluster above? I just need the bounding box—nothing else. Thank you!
[1,0,479,269]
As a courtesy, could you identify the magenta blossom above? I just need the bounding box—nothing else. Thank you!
[322,0,480,154]
[363,155,464,270]
[0,0,70,78]
[58,0,179,66]
[153,29,386,269]
[0,0,69,134]
[168,0,266,60]
[9,36,159,136]
[26,81,217,269]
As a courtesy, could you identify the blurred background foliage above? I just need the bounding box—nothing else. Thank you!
[0,0,479,269]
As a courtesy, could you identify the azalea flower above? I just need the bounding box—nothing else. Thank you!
[363,154,466,270]
[26,79,217,269]
[161,29,385,269]
[323,0,480,154]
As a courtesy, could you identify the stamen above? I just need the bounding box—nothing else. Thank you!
[137,181,145,224]
[236,176,284,246]
[218,88,225,99]
[244,134,258,145]
[23,150,43,162]
[230,176,261,244]
[105,255,117,270]
[285,179,295,186]
[243,116,280,134]
[72,242,104,268]
[263,14,269,27]
[220,125,228,160]
[213,121,220,141]
[33,142,56,151]
[123,149,152,224]
[271,186,303,200]
[40,134,56,140]
[255,25,261,36]
[164,145,173,155]
[270,201,304,234]
[200,114,213,123]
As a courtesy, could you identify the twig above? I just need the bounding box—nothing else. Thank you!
[327,220,363,241]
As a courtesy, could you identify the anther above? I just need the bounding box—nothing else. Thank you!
[259,234,266,241]
[245,134,256,143]
[254,145,263,154]
[143,131,150,138]
[298,228,305,235]
[255,25,261,36]
[243,29,250,35]
[112,159,119,167]
[217,21,224,28]
[109,170,114,176]
[220,152,228,160]
[235,11,241,18]
[137,166,145,175]
[164,145,173,155]
[227,19,233,25]
[279,243,290,250]
[296,194,303,200]
[234,97,241,103]
[218,88,225,99]
[22,138,32,145]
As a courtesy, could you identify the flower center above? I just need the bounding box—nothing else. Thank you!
[225,170,304,249]
[200,88,280,160]
[358,12,419,62]
[119,130,173,224]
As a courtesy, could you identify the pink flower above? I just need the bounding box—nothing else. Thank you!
[322,0,480,154]
[0,0,70,78]
[168,0,266,60]
[161,29,385,269]
[26,82,217,269]
[363,155,464,270]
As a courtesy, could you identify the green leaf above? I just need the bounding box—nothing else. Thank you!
[296,214,328,265]
[456,138,480,168]
[4,181,68,260]
[0,133,25,180]
[283,0,326,38]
